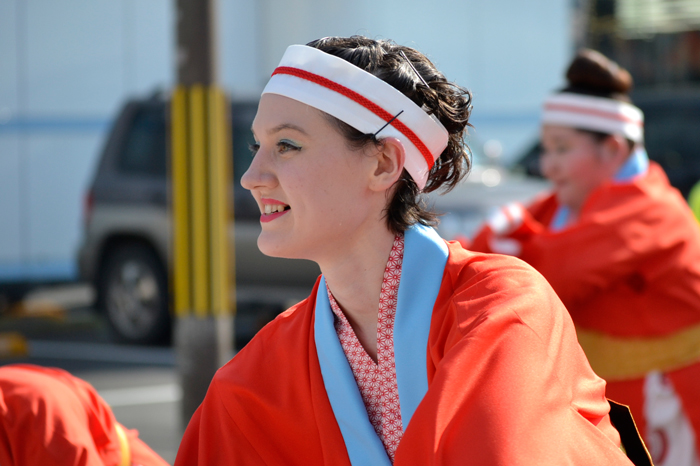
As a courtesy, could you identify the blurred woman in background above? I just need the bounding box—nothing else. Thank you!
[471,49,700,466]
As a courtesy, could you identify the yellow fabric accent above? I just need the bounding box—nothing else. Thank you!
[577,324,700,381]
[115,423,132,466]
[689,179,700,223]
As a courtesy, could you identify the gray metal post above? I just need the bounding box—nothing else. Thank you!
[173,0,234,427]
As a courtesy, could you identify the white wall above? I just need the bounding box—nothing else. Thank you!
[0,0,172,282]
[0,0,22,272]
[220,0,263,99]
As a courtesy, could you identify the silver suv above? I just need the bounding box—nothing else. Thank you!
[78,91,548,345]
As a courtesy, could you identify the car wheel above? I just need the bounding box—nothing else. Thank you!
[98,242,170,345]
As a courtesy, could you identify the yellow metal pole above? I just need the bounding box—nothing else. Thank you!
[188,86,211,317]
[208,87,233,317]
[172,86,232,319]
[171,86,191,317]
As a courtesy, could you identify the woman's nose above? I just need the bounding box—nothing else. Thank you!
[240,151,276,192]
[539,152,555,179]
[240,156,260,191]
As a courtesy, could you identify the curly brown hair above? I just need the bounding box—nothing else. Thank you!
[306,36,474,235]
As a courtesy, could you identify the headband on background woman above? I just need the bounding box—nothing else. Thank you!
[262,45,449,190]
[542,93,644,143]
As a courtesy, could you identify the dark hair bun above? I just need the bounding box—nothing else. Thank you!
[564,49,633,101]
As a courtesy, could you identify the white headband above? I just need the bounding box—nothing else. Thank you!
[542,93,644,143]
[262,45,449,190]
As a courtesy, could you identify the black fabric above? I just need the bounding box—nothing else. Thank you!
[608,399,654,466]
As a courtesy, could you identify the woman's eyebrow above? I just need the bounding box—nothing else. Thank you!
[268,123,308,135]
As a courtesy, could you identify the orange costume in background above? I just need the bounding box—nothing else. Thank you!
[472,161,700,456]
[176,225,633,465]
[0,364,170,466]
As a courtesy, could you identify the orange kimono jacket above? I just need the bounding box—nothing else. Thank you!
[471,162,700,446]
[0,364,170,466]
[176,225,632,465]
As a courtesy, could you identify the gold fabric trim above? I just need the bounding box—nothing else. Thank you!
[576,323,700,381]
[115,423,132,466]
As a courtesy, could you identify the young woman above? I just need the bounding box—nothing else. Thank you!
[471,49,700,466]
[175,37,638,465]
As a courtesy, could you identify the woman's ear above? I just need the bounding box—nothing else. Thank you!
[600,134,631,172]
[369,137,406,192]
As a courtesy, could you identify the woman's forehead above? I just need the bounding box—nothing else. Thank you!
[542,124,577,136]
[253,94,325,133]
[541,124,591,142]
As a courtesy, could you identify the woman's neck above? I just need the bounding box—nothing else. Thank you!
[319,225,397,362]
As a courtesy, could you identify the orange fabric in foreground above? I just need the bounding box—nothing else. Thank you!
[175,242,632,465]
[0,364,170,466]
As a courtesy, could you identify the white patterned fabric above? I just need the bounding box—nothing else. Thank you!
[644,372,700,466]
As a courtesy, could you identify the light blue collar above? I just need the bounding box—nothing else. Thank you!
[614,146,649,182]
[549,205,571,232]
[314,223,448,465]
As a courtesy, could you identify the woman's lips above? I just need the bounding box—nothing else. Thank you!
[261,198,287,206]
[259,198,289,223]
[260,210,289,223]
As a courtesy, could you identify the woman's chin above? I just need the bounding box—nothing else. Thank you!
[257,234,300,260]
[553,189,571,206]
[257,237,284,258]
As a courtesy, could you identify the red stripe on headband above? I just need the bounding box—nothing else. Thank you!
[272,66,436,169]
[544,102,642,126]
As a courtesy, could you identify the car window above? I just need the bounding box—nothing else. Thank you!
[643,106,700,169]
[113,101,284,187]
[118,106,167,177]
[639,102,700,197]
[229,102,258,186]
[513,141,543,178]
[232,122,255,185]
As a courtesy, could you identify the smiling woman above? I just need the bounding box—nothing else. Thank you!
[175,37,641,466]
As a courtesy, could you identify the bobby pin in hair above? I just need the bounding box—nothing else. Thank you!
[399,50,430,89]
[374,110,404,137]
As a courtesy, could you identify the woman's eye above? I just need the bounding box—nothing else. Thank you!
[249,142,260,156]
[544,145,567,155]
[277,140,301,154]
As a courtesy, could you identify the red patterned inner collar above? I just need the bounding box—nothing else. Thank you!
[326,234,405,462]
